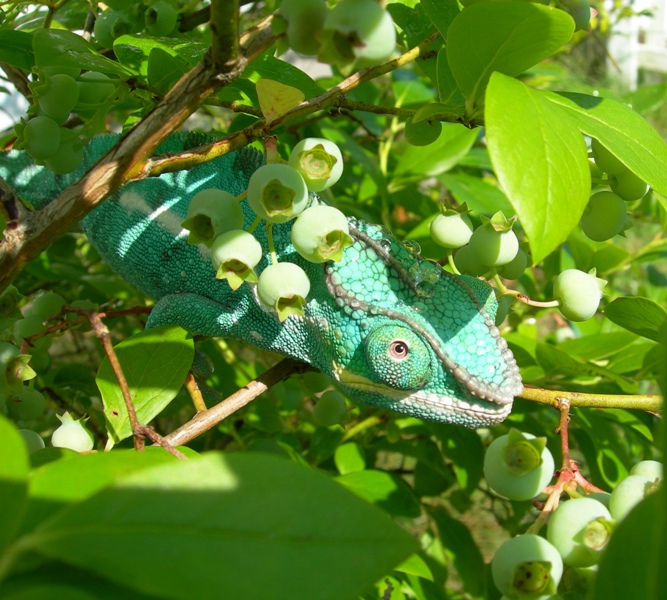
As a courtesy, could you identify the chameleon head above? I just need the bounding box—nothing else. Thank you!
[320,219,522,428]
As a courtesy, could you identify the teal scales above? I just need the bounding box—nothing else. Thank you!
[0,133,522,427]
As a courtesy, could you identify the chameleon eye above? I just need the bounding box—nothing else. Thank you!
[365,325,432,390]
[389,340,409,360]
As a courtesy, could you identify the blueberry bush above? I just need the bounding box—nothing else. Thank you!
[0,1,665,599]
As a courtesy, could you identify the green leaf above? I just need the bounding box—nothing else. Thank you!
[394,553,434,581]
[334,442,366,474]
[543,91,667,197]
[32,29,131,76]
[0,31,34,70]
[447,2,574,106]
[147,47,189,93]
[394,123,477,179]
[439,172,513,215]
[114,34,206,77]
[436,48,465,111]
[604,297,667,342]
[429,424,484,493]
[0,415,29,552]
[30,453,417,600]
[96,325,194,447]
[22,448,179,533]
[420,0,460,39]
[247,53,321,100]
[594,492,664,600]
[486,73,590,263]
[335,469,421,518]
[430,508,485,597]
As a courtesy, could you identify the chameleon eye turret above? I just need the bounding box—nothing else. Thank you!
[364,324,433,391]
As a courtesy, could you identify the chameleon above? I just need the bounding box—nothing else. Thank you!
[0,132,522,427]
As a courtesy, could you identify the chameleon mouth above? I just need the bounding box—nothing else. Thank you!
[334,366,515,424]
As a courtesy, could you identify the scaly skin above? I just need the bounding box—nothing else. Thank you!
[0,133,522,427]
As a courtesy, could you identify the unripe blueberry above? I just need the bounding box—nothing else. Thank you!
[591,139,626,175]
[580,191,627,242]
[247,164,309,224]
[430,212,474,249]
[546,497,613,567]
[182,189,244,247]
[629,460,663,482]
[469,222,519,267]
[288,138,344,192]
[210,230,263,290]
[257,262,311,321]
[290,205,352,263]
[553,269,606,322]
[483,429,555,501]
[492,534,563,599]
[609,474,658,521]
[51,412,95,452]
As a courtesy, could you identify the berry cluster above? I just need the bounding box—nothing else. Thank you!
[1,286,96,454]
[14,68,118,174]
[483,429,663,599]
[580,139,650,242]
[181,138,350,322]
[429,204,608,323]
[278,0,396,70]
[94,1,179,48]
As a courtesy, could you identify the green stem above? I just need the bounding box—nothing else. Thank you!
[342,415,383,442]
[266,223,277,265]
[247,216,262,234]
[519,386,663,412]
[446,251,460,275]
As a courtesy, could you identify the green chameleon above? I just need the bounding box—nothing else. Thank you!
[0,133,522,427]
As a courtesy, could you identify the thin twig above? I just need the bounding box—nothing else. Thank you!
[185,371,207,412]
[520,385,663,412]
[163,358,312,447]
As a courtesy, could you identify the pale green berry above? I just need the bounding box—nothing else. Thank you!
[483,430,555,501]
[182,189,244,247]
[430,212,473,249]
[492,534,563,599]
[546,498,613,567]
[629,460,663,482]
[288,138,344,192]
[51,412,95,452]
[247,164,309,224]
[469,224,519,267]
[591,139,626,175]
[580,191,627,242]
[290,205,352,263]
[19,429,46,455]
[554,269,606,322]
[257,262,311,321]
[609,170,649,201]
[609,474,658,521]
[210,230,263,290]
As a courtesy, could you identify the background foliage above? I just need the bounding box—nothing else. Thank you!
[0,1,665,599]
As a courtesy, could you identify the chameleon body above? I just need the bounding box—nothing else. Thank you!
[0,133,522,427]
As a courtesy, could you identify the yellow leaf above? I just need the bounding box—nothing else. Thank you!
[256,79,305,123]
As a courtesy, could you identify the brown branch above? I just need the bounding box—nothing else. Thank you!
[163,358,312,447]
[0,63,31,100]
[88,311,144,451]
[185,371,207,412]
[146,31,442,177]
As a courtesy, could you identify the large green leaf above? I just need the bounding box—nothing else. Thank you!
[29,453,417,600]
[336,469,421,518]
[543,91,667,197]
[447,2,574,106]
[96,325,194,447]
[420,0,460,38]
[604,297,667,342]
[22,448,179,533]
[486,73,590,263]
[32,29,131,76]
[0,30,34,70]
[0,415,29,552]
[394,123,477,179]
[594,492,664,600]
[114,34,206,77]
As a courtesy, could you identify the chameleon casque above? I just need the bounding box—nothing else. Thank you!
[0,133,522,427]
